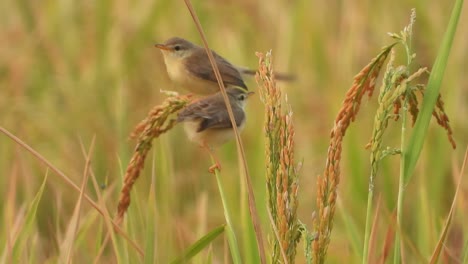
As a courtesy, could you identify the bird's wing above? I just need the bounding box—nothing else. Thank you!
[177,99,214,121]
[198,105,244,132]
[177,96,245,132]
[184,49,248,89]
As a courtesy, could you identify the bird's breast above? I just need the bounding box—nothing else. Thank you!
[163,55,219,95]
[183,119,246,147]
[163,56,187,83]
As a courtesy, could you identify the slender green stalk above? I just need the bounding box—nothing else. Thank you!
[212,162,242,264]
[462,242,468,263]
[362,48,401,264]
[394,10,414,260]
[362,179,374,264]
[394,97,408,264]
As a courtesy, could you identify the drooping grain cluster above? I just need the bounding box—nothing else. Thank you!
[312,44,396,262]
[368,53,429,177]
[116,93,192,223]
[424,93,456,148]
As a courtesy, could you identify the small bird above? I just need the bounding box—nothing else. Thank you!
[155,37,293,95]
[177,87,254,172]
[155,37,246,95]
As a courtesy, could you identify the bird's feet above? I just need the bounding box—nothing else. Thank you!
[208,162,222,174]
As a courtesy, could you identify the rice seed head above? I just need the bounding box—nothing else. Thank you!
[312,43,396,262]
[256,51,301,263]
[116,93,192,224]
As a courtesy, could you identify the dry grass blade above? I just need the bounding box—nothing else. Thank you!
[429,147,467,264]
[182,1,267,263]
[5,205,26,262]
[5,151,20,263]
[367,196,382,263]
[116,93,191,223]
[75,137,123,263]
[378,212,396,264]
[61,136,96,263]
[89,176,121,260]
[267,208,289,264]
[0,126,143,256]
[312,43,396,263]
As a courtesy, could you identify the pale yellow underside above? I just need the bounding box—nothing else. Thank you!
[183,120,246,148]
[162,51,220,95]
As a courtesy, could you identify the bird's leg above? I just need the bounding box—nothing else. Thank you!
[201,142,221,173]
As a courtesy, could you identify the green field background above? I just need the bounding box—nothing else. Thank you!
[0,0,467,263]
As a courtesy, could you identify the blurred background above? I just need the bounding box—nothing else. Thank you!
[0,0,467,263]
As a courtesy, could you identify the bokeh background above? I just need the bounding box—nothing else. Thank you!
[0,0,467,263]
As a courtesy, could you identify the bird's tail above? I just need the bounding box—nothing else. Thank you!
[238,67,296,81]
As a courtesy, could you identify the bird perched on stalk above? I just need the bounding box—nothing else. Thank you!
[155,37,293,95]
[177,87,254,172]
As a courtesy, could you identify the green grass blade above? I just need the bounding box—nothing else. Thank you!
[12,172,48,262]
[337,197,362,261]
[429,148,466,263]
[403,0,464,181]
[170,225,225,264]
[144,182,157,264]
[462,243,468,264]
[213,167,242,264]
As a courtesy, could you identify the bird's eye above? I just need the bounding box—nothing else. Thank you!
[238,94,246,101]
[174,45,181,51]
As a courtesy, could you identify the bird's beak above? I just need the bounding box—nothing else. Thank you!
[154,43,171,51]
[247,91,255,97]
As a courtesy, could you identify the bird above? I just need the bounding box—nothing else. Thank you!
[177,87,254,172]
[155,37,293,95]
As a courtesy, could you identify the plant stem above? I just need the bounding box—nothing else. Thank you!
[394,18,413,259]
[394,97,408,264]
[212,159,242,264]
[362,172,375,264]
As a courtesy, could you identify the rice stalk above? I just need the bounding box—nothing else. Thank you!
[256,51,301,263]
[312,43,397,263]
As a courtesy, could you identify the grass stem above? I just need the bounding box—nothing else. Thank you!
[394,97,409,263]
[211,162,242,264]
[362,181,374,264]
